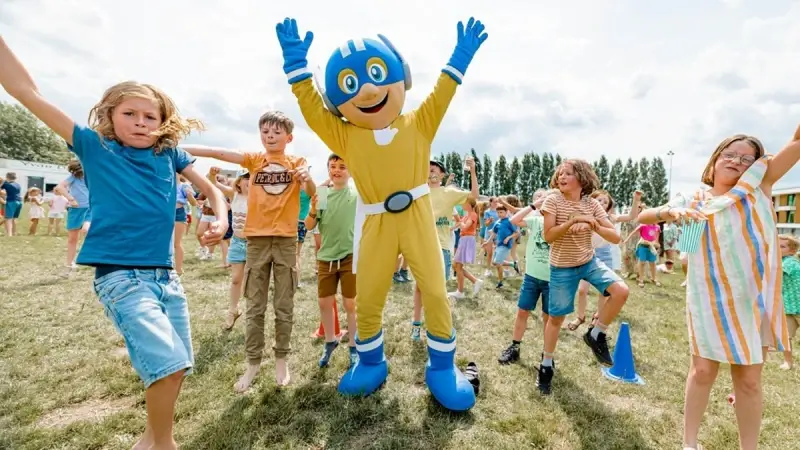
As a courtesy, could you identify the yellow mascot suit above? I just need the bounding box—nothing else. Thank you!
[276,17,488,411]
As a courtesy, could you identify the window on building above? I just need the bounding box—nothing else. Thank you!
[789,211,796,223]
[790,194,796,207]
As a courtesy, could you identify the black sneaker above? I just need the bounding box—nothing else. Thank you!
[496,281,504,289]
[536,364,554,395]
[583,329,613,366]
[399,269,412,283]
[513,261,521,275]
[498,344,520,365]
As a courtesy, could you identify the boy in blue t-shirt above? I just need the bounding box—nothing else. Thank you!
[0,36,229,448]
[0,172,22,236]
[483,206,518,288]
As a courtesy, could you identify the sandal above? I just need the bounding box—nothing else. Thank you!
[564,316,586,331]
[591,312,599,326]
[223,309,241,330]
[654,281,662,287]
[637,280,645,288]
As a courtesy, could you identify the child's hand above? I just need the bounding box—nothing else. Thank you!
[69,199,78,207]
[667,207,706,223]
[503,237,511,244]
[291,166,311,184]
[202,219,228,246]
[209,166,221,176]
[569,223,592,234]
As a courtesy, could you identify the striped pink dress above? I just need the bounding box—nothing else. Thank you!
[669,157,789,365]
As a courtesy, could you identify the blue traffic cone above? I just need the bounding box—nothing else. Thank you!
[601,322,645,385]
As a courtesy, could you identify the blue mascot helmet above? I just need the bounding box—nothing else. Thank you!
[317,35,412,117]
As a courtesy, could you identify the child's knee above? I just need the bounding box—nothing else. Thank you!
[343,297,356,313]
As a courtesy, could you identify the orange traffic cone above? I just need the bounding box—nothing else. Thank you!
[312,302,346,339]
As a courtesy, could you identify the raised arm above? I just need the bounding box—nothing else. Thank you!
[182,165,228,244]
[0,37,75,144]
[182,145,245,165]
[764,123,800,188]
[614,190,642,222]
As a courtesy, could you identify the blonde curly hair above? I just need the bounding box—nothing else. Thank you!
[88,81,204,152]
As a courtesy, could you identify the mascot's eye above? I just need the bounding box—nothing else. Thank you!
[338,69,359,95]
[366,57,388,83]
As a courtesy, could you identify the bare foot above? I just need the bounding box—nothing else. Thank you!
[275,358,291,386]
[223,309,241,330]
[131,428,153,450]
[234,363,261,393]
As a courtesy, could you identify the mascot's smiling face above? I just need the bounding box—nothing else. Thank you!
[324,37,409,130]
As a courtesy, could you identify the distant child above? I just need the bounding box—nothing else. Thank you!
[482,197,500,276]
[410,159,478,341]
[297,186,312,282]
[174,175,197,274]
[304,154,359,368]
[449,197,483,299]
[779,234,800,370]
[182,110,316,391]
[0,172,22,236]
[1,34,230,449]
[54,160,91,276]
[624,221,662,287]
[498,188,557,364]
[482,205,518,289]
[538,159,628,395]
[47,191,69,235]
[656,260,674,274]
[24,187,44,235]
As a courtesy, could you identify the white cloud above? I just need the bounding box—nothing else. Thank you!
[3,0,800,198]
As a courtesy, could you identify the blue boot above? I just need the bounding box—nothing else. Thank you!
[338,330,389,396]
[425,331,476,411]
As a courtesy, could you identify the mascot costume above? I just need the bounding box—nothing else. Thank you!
[276,16,488,411]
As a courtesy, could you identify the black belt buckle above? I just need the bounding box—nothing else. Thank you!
[384,191,413,213]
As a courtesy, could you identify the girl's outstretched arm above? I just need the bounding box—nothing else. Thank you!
[0,37,75,144]
[182,144,245,165]
[764,123,800,188]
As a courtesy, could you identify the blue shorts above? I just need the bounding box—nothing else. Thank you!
[93,268,193,388]
[595,245,613,267]
[297,221,307,243]
[227,236,247,264]
[175,207,187,223]
[493,245,511,265]
[442,249,452,281]
[549,258,622,317]
[66,207,91,231]
[518,274,549,314]
[4,200,21,219]
[636,244,657,263]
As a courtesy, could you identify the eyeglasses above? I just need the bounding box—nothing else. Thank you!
[720,151,756,166]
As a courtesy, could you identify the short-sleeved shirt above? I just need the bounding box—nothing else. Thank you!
[65,175,89,208]
[541,193,608,268]
[460,211,478,236]
[782,256,800,315]
[640,224,660,242]
[312,185,357,261]
[241,152,306,238]
[50,195,69,214]
[493,217,516,248]
[524,213,551,281]
[483,209,499,230]
[0,181,21,202]
[69,124,194,267]
[430,185,470,250]
[299,189,311,221]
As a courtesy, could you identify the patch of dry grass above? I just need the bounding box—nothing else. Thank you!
[2,210,800,449]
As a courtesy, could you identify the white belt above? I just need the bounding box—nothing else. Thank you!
[352,183,430,274]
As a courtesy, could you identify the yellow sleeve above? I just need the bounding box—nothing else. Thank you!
[444,186,470,208]
[414,73,459,143]
[241,152,263,172]
[291,78,349,158]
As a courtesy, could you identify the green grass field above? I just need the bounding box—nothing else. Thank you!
[2,212,800,449]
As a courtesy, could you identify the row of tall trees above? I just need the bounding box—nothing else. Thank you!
[0,102,71,165]
[433,149,669,207]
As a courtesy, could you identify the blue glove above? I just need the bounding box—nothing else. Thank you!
[443,17,488,84]
[275,18,314,84]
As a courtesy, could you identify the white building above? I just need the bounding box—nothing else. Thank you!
[0,158,70,197]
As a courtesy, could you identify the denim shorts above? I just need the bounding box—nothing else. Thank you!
[493,245,511,265]
[442,249,452,281]
[636,244,657,263]
[518,274,549,314]
[175,206,187,223]
[66,207,91,231]
[297,221,307,243]
[227,236,247,264]
[549,257,622,317]
[93,268,194,388]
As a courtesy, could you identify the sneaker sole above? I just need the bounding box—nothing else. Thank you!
[582,333,613,366]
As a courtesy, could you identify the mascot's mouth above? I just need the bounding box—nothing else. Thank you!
[356,93,389,114]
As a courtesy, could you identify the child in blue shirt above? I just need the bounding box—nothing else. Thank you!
[0,172,22,236]
[483,206,518,288]
[0,36,228,449]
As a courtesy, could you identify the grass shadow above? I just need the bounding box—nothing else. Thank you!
[553,376,654,450]
[191,330,245,375]
[183,379,467,450]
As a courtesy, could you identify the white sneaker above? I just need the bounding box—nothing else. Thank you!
[448,291,466,300]
[483,269,492,277]
[473,280,484,295]
[680,280,687,288]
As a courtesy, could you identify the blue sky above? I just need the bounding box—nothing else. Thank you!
[2,0,800,196]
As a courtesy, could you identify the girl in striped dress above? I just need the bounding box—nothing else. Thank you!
[638,132,798,450]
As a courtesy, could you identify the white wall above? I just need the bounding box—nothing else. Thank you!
[0,159,70,196]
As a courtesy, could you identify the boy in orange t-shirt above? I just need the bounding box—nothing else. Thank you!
[183,111,316,391]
